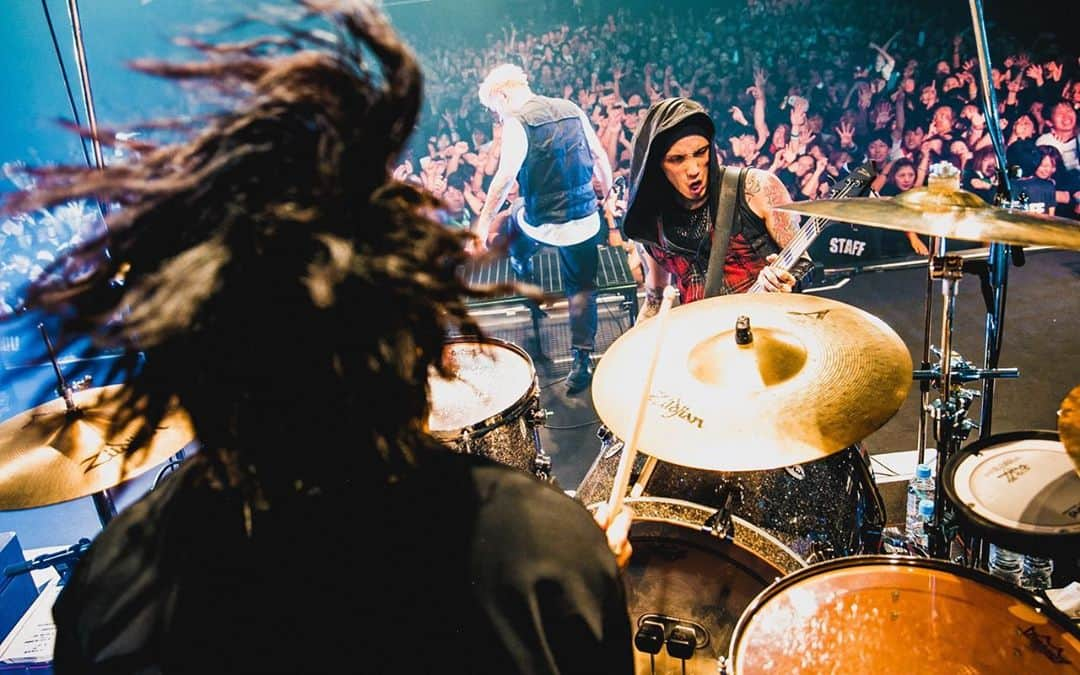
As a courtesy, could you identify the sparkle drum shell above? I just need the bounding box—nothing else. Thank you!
[427,337,545,475]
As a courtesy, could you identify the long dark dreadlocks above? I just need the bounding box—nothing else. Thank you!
[1,0,514,502]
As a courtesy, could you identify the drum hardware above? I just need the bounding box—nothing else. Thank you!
[0,325,195,522]
[596,424,624,459]
[778,2,1080,559]
[2,538,91,586]
[591,292,911,472]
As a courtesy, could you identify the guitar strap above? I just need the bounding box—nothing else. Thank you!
[702,166,745,298]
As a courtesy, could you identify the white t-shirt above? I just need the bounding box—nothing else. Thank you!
[514,201,601,247]
[1036,132,1079,172]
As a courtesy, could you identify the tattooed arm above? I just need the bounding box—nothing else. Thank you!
[742,168,802,292]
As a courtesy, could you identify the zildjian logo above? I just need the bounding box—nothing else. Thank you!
[649,391,704,429]
[1019,626,1072,665]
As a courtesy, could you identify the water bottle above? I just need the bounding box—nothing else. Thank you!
[1020,555,1054,591]
[987,544,1023,585]
[905,463,934,536]
[906,498,934,553]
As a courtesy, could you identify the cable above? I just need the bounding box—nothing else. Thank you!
[40,0,93,169]
[544,418,600,431]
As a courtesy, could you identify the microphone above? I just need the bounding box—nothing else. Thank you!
[3,538,92,578]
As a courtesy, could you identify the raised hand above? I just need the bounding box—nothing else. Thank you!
[835,120,856,147]
[1026,63,1044,86]
[730,106,750,126]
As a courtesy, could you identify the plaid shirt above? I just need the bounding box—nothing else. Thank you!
[644,231,767,302]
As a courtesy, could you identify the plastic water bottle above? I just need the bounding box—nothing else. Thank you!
[905,463,934,536]
[1021,555,1054,591]
[906,498,934,553]
[987,544,1023,585]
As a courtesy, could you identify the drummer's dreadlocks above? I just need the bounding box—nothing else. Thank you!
[1,1,510,498]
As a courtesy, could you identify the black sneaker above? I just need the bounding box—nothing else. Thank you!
[566,349,593,393]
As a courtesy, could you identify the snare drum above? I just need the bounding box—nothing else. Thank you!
[600,497,805,675]
[427,337,551,479]
[577,435,884,562]
[943,430,1080,558]
[725,556,1080,674]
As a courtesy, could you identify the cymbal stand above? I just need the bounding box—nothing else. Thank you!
[37,323,116,526]
[913,251,1020,560]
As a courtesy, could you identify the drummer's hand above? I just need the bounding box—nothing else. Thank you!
[592,502,634,569]
[758,254,795,292]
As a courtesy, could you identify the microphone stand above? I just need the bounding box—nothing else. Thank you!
[968,0,1022,438]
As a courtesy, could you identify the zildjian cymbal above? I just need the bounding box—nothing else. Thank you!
[591,293,912,472]
[1059,384,1080,476]
[0,385,195,509]
[775,173,1080,251]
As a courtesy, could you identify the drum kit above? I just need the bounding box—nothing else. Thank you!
[567,168,1080,672]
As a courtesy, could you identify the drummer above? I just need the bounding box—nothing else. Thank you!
[1,3,635,673]
[621,97,807,318]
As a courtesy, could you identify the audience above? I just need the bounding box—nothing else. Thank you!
[4,0,1078,311]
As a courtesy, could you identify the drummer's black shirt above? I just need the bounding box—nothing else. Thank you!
[51,449,633,674]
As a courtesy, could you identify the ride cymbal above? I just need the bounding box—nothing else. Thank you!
[774,175,1080,251]
[0,385,194,510]
[1059,384,1080,476]
[592,293,912,472]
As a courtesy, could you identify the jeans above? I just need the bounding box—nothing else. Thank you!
[507,219,600,353]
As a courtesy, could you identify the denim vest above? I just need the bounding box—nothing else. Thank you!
[514,96,597,225]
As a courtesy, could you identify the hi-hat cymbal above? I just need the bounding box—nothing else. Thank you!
[1060,384,1080,476]
[775,178,1080,251]
[592,293,912,472]
[0,385,195,510]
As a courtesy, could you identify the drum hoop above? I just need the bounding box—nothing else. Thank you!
[941,429,1080,554]
[434,336,540,438]
[727,553,1080,668]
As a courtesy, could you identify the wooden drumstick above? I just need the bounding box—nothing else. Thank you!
[607,285,679,518]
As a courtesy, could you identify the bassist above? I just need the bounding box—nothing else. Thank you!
[623,97,807,317]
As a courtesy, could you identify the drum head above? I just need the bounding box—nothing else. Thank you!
[426,338,535,434]
[943,430,1080,557]
[729,556,1080,675]
[618,498,804,675]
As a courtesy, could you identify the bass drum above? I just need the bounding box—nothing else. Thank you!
[427,337,551,480]
[725,555,1080,674]
[592,497,805,675]
[576,433,884,562]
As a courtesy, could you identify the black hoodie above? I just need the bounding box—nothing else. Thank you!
[622,97,722,247]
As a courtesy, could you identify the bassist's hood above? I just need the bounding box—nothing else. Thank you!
[624,98,720,246]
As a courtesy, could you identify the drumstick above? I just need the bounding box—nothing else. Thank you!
[607,285,679,518]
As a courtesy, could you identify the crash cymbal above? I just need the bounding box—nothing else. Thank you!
[1060,384,1080,476]
[775,173,1080,251]
[0,385,195,510]
[592,293,912,472]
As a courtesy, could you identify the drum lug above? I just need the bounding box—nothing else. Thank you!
[533,450,553,482]
[528,407,552,427]
[596,424,625,459]
[701,485,737,540]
